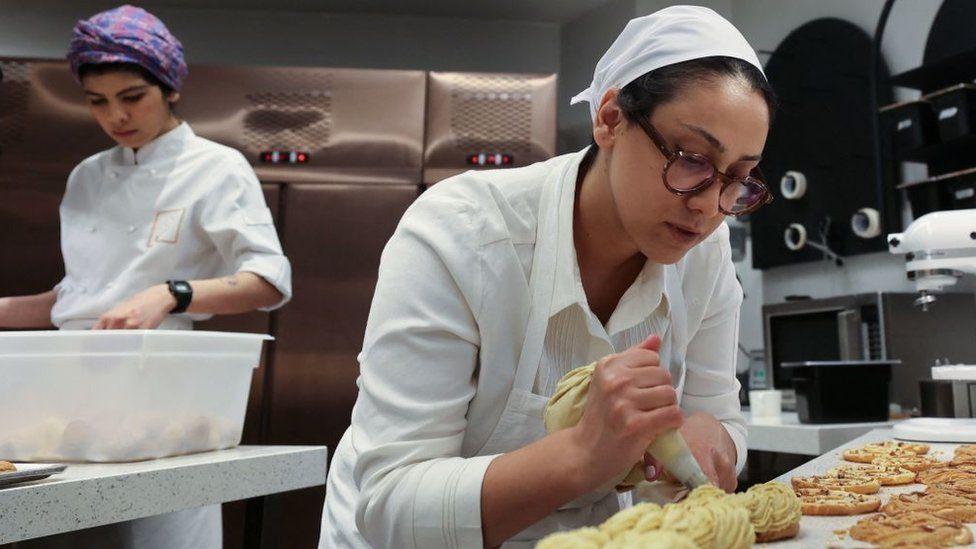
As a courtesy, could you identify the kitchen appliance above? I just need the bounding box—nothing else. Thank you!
[782,360,898,423]
[888,208,976,310]
[755,292,976,412]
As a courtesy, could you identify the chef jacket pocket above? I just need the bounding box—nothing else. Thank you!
[148,208,186,246]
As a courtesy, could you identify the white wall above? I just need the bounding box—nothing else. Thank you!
[558,0,637,153]
[0,0,561,74]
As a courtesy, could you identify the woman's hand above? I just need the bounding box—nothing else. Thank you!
[93,285,175,330]
[680,411,738,491]
[568,334,684,491]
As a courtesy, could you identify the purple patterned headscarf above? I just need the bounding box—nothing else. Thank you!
[67,5,188,91]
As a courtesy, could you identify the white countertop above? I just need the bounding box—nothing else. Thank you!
[768,428,972,548]
[0,445,328,544]
[744,410,895,455]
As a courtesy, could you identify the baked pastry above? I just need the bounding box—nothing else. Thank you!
[849,511,973,547]
[791,474,880,494]
[954,444,976,461]
[536,527,610,549]
[733,482,801,542]
[827,463,916,486]
[882,491,976,522]
[603,529,698,549]
[0,460,15,473]
[795,487,881,515]
[917,464,976,485]
[843,441,929,464]
[871,454,941,473]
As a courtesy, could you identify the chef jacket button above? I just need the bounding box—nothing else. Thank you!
[150,169,158,176]
[127,225,136,233]
[109,171,118,179]
[87,226,96,233]
[106,282,114,289]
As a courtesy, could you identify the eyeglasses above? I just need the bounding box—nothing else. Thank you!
[633,116,772,216]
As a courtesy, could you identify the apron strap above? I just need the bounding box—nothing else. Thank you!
[511,157,577,392]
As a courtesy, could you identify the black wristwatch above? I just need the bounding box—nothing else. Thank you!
[166,280,193,314]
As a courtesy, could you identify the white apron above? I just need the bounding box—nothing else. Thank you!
[472,160,690,547]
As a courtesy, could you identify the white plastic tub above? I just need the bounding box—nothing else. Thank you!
[0,330,270,462]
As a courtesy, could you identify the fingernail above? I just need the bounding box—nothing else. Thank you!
[645,464,657,479]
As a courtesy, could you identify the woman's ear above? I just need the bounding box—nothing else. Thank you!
[592,88,624,150]
[166,90,181,105]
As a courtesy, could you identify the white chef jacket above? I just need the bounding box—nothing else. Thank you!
[52,122,292,328]
[320,148,746,548]
[24,122,291,549]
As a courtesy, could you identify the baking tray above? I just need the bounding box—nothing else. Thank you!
[0,463,67,488]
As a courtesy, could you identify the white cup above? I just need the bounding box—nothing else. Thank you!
[750,390,782,419]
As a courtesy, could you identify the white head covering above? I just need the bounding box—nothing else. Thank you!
[571,5,764,121]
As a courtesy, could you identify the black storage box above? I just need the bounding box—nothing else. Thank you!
[927,83,976,143]
[899,167,976,217]
[880,99,940,155]
[784,360,897,424]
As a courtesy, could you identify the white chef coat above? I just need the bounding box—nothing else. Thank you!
[52,121,292,328]
[320,148,746,548]
[18,122,291,549]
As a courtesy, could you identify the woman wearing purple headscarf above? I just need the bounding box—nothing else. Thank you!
[2,5,291,549]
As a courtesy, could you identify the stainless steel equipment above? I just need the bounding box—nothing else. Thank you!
[423,71,556,185]
[756,292,976,412]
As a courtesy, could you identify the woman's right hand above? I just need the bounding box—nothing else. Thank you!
[568,334,683,490]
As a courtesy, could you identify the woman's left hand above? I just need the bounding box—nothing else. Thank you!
[93,285,176,330]
[680,411,738,492]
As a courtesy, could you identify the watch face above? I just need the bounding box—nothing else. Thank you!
[174,281,191,293]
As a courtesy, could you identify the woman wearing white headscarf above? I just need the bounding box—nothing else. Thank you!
[320,6,775,548]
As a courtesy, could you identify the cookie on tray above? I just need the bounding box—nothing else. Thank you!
[882,491,976,522]
[791,474,880,494]
[843,441,929,464]
[954,444,976,460]
[917,463,976,485]
[871,454,941,473]
[794,487,881,516]
[0,461,15,473]
[850,511,972,547]
[828,463,916,486]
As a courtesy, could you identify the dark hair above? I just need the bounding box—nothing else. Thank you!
[77,62,175,101]
[587,56,776,154]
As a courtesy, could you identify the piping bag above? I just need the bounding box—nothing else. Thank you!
[647,429,712,489]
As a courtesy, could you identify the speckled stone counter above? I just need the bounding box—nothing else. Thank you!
[744,410,895,455]
[0,445,328,544]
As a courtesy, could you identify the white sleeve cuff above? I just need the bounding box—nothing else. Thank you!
[238,255,293,310]
[413,454,500,549]
[721,421,748,475]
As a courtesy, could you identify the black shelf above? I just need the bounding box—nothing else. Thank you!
[897,165,976,190]
[897,134,976,164]
[891,47,976,91]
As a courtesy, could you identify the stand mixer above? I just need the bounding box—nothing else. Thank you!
[890,209,976,433]
[888,209,976,311]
